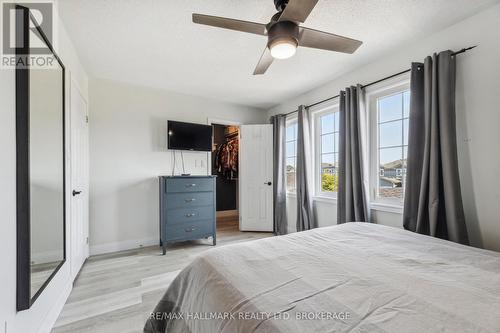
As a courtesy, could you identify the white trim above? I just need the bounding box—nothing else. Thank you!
[312,103,339,199]
[308,96,340,113]
[207,119,241,213]
[68,73,90,281]
[37,281,73,333]
[90,237,158,256]
[286,112,298,121]
[68,71,87,107]
[313,196,337,204]
[370,202,404,214]
[287,197,402,214]
[286,116,298,125]
[367,76,410,207]
[285,118,298,195]
[364,71,411,95]
[207,118,242,126]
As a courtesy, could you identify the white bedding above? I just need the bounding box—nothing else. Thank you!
[145,223,500,333]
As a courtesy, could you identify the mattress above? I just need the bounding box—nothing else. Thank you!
[144,223,500,333]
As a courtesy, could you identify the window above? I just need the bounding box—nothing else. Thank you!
[314,105,339,197]
[369,82,410,203]
[286,121,298,193]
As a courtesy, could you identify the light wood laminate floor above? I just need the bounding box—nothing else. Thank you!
[52,218,272,333]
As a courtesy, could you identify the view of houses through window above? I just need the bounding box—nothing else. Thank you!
[377,90,410,199]
[319,112,339,193]
[286,122,298,193]
[285,89,409,201]
[286,111,339,196]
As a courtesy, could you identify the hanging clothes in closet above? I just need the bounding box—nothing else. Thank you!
[214,134,239,180]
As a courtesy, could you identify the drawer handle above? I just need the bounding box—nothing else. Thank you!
[185,227,196,232]
[185,198,196,202]
[185,213,196,218]
[185,184,197,188]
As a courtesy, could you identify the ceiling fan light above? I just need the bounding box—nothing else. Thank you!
[269,38,297,60]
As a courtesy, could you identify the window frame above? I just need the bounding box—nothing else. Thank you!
[312,101,340,199]
[285,117,298,195]
[366,77,410,207]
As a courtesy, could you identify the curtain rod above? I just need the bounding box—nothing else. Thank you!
[284,46,477,117]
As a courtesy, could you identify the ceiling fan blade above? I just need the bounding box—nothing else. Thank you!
[279,0,319,23]
[299,27,362,54]
[192,14,267,36]
[253,47,274,75]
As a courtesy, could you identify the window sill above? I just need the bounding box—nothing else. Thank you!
[313,196,337,204]
[287,196,402,212]
[370,202,403,214]
[286,194,337,204]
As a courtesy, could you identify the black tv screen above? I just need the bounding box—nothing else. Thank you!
[167,121,212,152]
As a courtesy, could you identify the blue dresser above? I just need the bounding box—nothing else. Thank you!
[159,176,216,254]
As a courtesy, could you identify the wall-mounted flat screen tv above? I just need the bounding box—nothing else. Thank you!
[167,120,212,152]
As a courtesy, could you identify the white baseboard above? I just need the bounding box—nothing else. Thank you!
[38,279,72,333]
[90,237,158,256]
[216,210,239,218]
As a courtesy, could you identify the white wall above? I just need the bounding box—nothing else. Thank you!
[269,4,500,252]
[89,78,267,254]
[0,2,89,333]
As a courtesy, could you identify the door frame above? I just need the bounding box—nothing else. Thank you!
[69,74,90,280]
[207,118,241,221]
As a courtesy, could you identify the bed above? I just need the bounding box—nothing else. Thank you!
[144,223,500,333]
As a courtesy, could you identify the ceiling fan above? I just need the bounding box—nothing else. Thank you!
[192,0,363,75]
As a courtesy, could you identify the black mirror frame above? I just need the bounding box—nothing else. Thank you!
[16,5,67,311]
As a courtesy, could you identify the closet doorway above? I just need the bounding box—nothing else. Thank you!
[211,121,240,228]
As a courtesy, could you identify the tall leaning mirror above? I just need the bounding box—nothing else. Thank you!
[16,5,66,311]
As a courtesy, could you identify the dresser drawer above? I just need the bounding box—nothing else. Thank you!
[165,220,214,242]
[165,192,213,210]
[166,178,214,193]
[166,206,214,225]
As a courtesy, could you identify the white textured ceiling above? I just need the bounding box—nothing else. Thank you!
[59,0,498,109]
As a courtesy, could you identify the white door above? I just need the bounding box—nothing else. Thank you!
[239,125,274,231]
[70,79,90,279]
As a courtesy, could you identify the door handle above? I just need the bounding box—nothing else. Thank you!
[264,182,272,186]
[72,190,82,196]
[185,213,196,218]
[185,184,197,188]
[185,198,196,202]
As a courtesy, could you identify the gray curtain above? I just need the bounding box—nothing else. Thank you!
[403,51,469,245]
[271,114,288,235]
[337,85,368,224]
[296,106,316,231]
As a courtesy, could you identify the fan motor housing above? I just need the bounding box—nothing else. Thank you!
[274,0,289,12]
[267,21,299,49]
